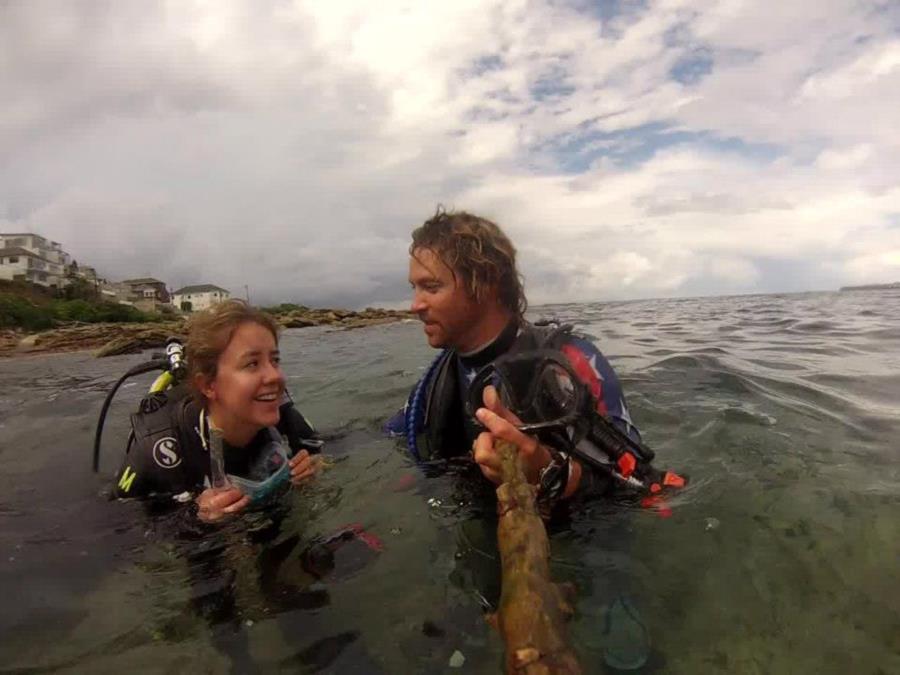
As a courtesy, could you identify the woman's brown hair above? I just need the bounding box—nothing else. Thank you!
[186,299,281,405]
[410,207,527,320]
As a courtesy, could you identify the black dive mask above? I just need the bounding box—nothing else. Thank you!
[466,349,591,447]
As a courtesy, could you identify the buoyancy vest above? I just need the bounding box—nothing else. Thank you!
[402,322,689,504]
[405,322,569,462]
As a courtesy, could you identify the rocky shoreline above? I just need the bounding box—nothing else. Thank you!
[0,307,411,359]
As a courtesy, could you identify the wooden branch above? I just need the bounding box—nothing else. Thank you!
[491,439,582,674]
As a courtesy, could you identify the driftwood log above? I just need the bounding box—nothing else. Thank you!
[489,439,582,674]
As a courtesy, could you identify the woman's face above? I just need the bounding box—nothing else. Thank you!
[201,321,285,437]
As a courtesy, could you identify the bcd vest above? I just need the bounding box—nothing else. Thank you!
[405,322,570,461]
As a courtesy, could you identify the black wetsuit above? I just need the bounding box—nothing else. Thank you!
[113,385,320,499]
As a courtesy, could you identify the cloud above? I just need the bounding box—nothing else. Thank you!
[1,0,899,307]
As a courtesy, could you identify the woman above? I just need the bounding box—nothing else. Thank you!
[113,300,323,522]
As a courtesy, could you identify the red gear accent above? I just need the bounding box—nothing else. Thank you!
[663,472,686,488]
[617,452,637,477]
[561,343,607,415]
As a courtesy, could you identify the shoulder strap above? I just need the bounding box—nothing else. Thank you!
[405,349,452,461]
[512,320,573,353]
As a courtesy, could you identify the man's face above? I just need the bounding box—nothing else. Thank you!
[409,248,484,350]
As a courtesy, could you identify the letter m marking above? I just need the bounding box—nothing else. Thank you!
[118,466,136,493]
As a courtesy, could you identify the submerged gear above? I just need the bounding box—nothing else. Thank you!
[465,349,589,440]
[600,596,651,671]
[300,523,384,580]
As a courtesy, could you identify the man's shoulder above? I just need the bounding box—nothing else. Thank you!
[555,331,626,401]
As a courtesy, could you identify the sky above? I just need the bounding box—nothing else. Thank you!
[1,0,899,308]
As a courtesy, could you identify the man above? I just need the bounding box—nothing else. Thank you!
[385,209,660,671]
[386,208,644,505]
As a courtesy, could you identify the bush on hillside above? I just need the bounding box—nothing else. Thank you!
[58,276,99,301]
[0,293,155,329]
[0,295,56,330]
[50,299,151,324]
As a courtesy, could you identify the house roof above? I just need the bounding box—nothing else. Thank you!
[173,284,230,295]
[122,277,165,286]
[0,233,40,238]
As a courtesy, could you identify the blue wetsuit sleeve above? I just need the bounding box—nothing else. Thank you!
[384,406,407,436]
[562,335,642,444]
[384,379,417,436]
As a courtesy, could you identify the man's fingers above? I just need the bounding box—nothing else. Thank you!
[482,385,523,426]
[473,431,499,470]
[475,408,538,454]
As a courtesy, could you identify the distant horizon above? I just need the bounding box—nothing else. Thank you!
[274,283,899,313]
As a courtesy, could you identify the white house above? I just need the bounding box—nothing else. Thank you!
[172,284,231,312]
[0,232,72,288]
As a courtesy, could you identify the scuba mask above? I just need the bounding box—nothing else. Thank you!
[466,347,688,501]
[225,437,292,506]
[466,349,592,449]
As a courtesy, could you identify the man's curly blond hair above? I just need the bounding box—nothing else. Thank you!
[410,207,527,321]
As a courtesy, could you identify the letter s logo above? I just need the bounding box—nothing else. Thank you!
[152,437,182,469]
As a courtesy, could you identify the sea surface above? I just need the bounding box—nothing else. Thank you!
[0,290,898,674]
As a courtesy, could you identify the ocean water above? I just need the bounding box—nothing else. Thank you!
[0,290,898,674]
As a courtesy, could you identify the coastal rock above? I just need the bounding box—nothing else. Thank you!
[4,322,184,358]
[95,326,185,357]
[272,307,411,331]
[1,306,410,358]
[0,329,24,354]
[281,316,318,328]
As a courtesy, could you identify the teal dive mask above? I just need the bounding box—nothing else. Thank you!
[203,412,293,506]
[226,430,292,506]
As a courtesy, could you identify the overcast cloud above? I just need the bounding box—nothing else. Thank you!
[2,0,899,307]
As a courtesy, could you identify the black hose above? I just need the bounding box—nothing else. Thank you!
[587,415,656,464]
[92,359,167,472]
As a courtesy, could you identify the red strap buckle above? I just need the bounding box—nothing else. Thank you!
[617,452,637,477]
[663,472,686,488]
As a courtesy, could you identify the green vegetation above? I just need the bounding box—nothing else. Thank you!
[0,290,160,331]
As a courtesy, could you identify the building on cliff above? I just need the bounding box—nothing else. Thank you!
[172,284,230,312]
[0,233,72,289]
